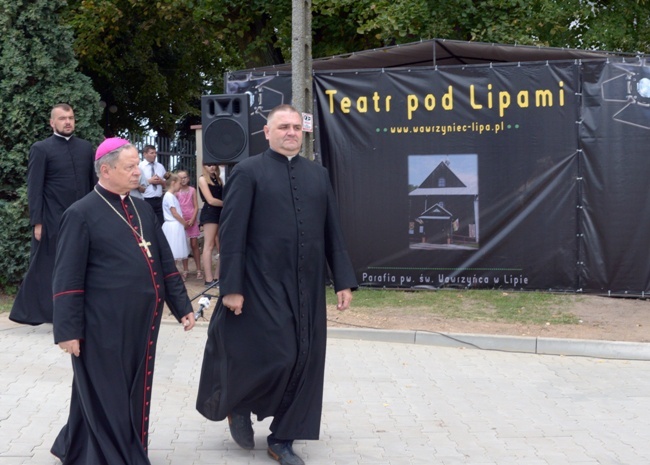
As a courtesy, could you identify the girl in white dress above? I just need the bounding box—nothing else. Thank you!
[162,173,189,268]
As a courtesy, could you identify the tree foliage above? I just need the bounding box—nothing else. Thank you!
[568,0,650,53]
[311,0,650,52]
[57,0,650,137]
[63,0,254,137]
[0,0,103,289]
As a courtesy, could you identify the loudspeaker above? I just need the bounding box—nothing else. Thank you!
[201,93,250,164]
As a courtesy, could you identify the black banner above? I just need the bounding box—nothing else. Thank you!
[315,63,581,291]
[226,72,293,155]
[227,60,650,294]
[580,60,650,294]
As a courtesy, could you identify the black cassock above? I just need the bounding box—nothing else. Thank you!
[196,149,358,440]
[51,185,192,465]
[10,135,95,325]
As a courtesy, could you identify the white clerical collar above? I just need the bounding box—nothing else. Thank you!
[286,154,297,161]
[97,181,128,199]
[53,132,73,141]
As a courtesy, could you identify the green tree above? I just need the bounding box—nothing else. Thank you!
[64,0,241,137]
[311,0,650,54]
[57,0,650,139]
[0,0,103,289]
[565,0,650,52]
[311,0,576,49]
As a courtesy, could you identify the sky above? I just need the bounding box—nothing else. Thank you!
[408,153,478,188]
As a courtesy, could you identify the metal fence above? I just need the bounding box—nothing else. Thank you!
[127,133,198,184]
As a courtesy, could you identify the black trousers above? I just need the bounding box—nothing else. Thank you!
[144,196,164,226]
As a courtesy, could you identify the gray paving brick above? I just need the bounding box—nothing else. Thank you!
[2,315,650,464]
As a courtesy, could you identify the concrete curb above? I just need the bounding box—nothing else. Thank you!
[160,320,650,361]
[327,327,650,361]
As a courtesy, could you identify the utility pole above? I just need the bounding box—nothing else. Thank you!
[291,0,313,160]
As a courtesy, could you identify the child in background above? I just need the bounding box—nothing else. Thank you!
[176,170,202,280]
[162,172,189,274]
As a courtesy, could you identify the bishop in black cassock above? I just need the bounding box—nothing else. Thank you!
[10,104,95,325]
[51,138,196,465]
[196,105,357,465]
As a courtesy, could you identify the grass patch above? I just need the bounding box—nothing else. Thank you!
[0,294,14,314]
[327,288,580,325]
[1,288,580,325]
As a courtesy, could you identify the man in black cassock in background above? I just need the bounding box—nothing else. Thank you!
[196,105,358,465]
[51,138,196,465]
[10,103,96,325]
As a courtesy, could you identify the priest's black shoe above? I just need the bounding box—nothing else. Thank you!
[227,412,254,450]
[267,441,305,465]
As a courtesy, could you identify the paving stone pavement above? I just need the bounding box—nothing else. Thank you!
[1,316,649,465]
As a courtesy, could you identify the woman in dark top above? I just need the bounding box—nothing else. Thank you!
[198,163,224,286]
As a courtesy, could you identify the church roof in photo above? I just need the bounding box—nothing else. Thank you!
[410,161,478,197]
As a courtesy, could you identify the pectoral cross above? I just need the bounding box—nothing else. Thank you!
[139,238,152,258]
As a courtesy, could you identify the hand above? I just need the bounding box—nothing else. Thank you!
[223,294,244,315]
[336,289,353,311]
[181,312,195,331]
[59,339,80,357]
[34,224,42,241]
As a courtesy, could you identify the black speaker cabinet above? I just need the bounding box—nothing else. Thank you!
[201,94,250,164]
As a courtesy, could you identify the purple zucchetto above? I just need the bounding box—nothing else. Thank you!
[95,137,131,160]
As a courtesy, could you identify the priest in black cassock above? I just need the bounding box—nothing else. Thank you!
[196,105,358,465]
[51,138,196,465]
[10,103,96,325]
